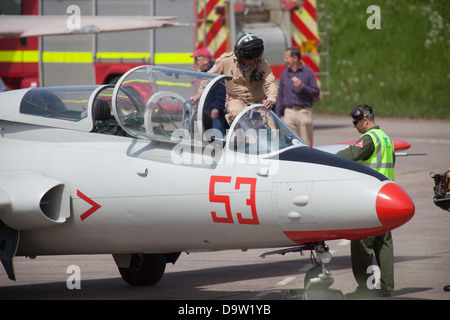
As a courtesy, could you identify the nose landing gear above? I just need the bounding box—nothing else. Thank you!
[261,241,344,300]
[302,242,344,300]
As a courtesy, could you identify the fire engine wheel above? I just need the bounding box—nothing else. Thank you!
[118,253,166,286]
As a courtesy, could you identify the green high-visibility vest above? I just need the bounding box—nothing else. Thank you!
[359,129,395,180]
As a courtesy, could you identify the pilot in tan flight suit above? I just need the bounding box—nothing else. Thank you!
[191,33,279,125]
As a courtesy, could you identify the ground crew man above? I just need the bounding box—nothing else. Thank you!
[275,46,320,146]
[191,33,278,125]
[336,104,395,298]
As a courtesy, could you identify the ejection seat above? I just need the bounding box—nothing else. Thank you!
[92,99,125,136]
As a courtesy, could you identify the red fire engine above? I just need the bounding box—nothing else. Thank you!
[0,0,326,92]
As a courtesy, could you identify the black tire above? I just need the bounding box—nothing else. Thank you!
[304,266,322,289]
[107,75,122,85]
[118,253,166,286]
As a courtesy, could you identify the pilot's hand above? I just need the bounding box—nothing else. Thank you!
[262,100,275,109]
[190,92,201,102]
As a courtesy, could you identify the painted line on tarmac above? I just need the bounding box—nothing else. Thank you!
[276,276,296,286]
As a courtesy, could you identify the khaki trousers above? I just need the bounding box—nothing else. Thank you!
[282,106,313,146]
[225,99,248,125]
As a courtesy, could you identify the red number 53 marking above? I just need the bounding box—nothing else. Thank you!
[209,175,259,225]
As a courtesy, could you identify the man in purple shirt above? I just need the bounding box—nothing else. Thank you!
[275,47,320,145]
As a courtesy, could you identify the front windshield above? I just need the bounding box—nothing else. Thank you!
[112,65,222,141]
[227,106,307,155]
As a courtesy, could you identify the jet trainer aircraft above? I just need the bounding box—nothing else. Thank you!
[0,66,415,297]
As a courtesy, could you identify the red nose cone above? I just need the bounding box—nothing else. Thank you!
[376,183,415,228]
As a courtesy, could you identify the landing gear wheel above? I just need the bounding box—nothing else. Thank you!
[304,266,322,289]
[118,253,166,286]
[302,243,344,300]
[303,266,344,300]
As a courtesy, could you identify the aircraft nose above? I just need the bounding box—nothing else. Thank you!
[376,183,415,228]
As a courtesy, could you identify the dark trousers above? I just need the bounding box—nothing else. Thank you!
[351,231,394,290]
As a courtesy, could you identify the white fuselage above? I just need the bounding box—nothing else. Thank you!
[0,124,404,256]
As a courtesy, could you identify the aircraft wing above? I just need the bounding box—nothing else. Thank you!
[315,139,413,155]
[0,15,189,38]
[335,139,411,151]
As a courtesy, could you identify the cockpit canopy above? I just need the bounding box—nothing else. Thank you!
[3,85,112,132]
[112,65,221,141]
[226,106,307,155]
[0,65,307,156]
[112,65,308,154]
[20,85,94,122]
